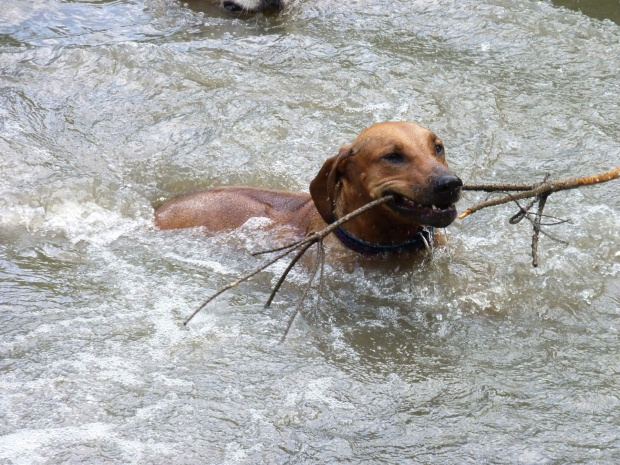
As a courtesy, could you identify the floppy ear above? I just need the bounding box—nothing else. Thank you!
[309,145,353,224]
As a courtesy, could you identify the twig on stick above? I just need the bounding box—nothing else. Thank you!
[508,174,549,225]
[182,245,300,326]
[508,196,539,224]
[509,198,570,245]
[316,240,326,316]
[531,193,549,267]
[264,240,315,308]
[279,239,325,343]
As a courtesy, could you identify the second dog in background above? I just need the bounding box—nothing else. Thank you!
[218,0,283,12]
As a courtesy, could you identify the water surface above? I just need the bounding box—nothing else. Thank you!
[1,0,619,463]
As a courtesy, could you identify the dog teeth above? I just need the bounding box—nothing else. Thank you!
[396,197,453,211]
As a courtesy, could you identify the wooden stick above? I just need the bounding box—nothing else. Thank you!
[251,237,306,257]
[253,195,395,255]
[531,194,549,267]
[280,240,324,343]
[183,245,298,326]
[508,196,538,224]
[316,240,326,316]
[264,240,315,308]
[458,167,620,220]
[508,174,549,224]
[462,183,536,192]
[184,195,395,326]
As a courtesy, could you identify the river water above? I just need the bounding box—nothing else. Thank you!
[1,0,619,463]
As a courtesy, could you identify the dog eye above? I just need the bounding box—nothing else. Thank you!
[381,153,405,163]
[435,144,444,156]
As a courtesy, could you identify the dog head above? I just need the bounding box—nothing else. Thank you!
[310,122,462,229]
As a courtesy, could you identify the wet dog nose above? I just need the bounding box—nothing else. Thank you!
[434,174,463,195]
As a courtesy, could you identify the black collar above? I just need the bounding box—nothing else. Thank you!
[332,223,435,255]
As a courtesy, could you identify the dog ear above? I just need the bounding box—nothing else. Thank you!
[309,145,353,224]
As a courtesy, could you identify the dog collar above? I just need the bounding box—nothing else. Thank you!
[332,222,435,256]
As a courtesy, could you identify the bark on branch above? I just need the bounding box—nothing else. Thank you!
[458,167,620,219]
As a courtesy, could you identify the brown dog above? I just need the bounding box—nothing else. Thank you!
[155,122,462,255]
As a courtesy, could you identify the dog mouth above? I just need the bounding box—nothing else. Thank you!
[383,192,457,228]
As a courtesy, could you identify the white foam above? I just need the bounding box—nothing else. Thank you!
[284,376,355,411]
[0,423,112,464]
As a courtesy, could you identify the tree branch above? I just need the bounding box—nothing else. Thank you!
[183,195,395,327]
[182,167,619,332]
[459,167,619,267]
[458,167,619,220]
[531,193,549,267]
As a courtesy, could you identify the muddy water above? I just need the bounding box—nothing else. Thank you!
[1,0,619,463]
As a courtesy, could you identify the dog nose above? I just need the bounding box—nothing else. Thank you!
[434,174,463,195]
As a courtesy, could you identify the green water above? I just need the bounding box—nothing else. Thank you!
[552,0,620,24]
